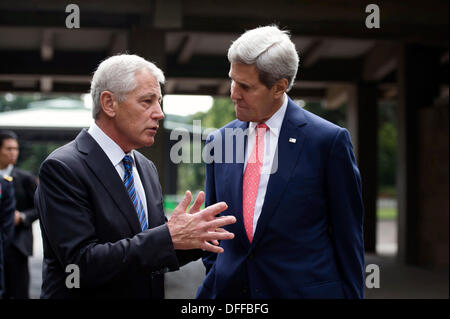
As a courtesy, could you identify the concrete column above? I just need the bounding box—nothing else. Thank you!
[128,28,167,192]
[396,44,442,266]
[347,82,378,253]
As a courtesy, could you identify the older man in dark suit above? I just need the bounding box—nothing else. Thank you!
[35,54,236,299]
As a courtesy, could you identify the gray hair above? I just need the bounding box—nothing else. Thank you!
[227,25,299,91]
[90,54,165,119]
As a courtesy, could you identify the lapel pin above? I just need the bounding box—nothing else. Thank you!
[289,138,296,143]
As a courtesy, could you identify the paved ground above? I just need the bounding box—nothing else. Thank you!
[28,220,448,299]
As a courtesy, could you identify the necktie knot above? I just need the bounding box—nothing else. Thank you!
[257,123,268,131]
[123,155,133,172]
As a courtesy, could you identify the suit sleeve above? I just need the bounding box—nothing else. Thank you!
[201,134,219,274]
[20,174,39,227]
[326,128,365,299]
[36,158,179,289]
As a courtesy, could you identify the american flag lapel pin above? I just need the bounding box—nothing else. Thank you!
[289,138,296,143]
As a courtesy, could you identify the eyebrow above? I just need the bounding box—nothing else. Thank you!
[139,93,160,100]
[228,74,251,87]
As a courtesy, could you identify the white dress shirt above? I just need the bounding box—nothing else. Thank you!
[87,123,148,224]
[244,93,288,235]
[0,164,14,177]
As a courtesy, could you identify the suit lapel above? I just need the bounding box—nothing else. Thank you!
[224,120,250,249]
[251,99,307,248]
[76,130,142,234]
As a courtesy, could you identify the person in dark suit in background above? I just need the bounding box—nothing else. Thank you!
[35,54,236,298]
[0,175,16,299]
[0,130,38,299]
[196,25,365,299]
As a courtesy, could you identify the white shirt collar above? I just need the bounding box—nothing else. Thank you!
[87,122,135,168]
[248,93,288,137]
[0,164,14,176]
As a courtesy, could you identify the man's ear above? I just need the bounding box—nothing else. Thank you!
[99,91,116,118]
[272,78,289,99]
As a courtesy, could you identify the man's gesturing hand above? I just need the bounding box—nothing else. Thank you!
[167,191,236,253]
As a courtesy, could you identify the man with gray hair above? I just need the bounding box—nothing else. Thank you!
[197,25,365,299]
[35,54,236,298]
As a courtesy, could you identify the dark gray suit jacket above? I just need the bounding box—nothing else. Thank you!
[10,167,39,257]
[35,129,201,298]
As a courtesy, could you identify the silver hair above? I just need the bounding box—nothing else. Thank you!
[90,54,165,119]
[227,25,299,91]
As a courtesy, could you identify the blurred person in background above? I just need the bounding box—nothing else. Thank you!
[0,130,38,299]
[0,173,16,298]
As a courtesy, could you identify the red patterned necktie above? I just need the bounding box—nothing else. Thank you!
[242,123,268,243]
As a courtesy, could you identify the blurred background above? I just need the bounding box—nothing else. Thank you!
[0,0,447,299]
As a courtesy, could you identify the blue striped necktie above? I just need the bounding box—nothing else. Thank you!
[122,155,147,231]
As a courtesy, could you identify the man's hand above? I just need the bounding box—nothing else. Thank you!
[14,210,25,226]
[168,191,236,253]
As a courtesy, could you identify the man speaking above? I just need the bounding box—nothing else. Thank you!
[35,54,236,298]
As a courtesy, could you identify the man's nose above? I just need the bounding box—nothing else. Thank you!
[153,103,165,120]
[230,83,241,101]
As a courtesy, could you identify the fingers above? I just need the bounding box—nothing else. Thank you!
[208,228,228,245]
[173,190,192,215]
[204,228,235,241]
[188,191,205,214]
[199,201,228,219]
[204,215,236,231]
[200,241,225,254]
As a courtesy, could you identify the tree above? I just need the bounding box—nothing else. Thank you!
[192,97,235,129]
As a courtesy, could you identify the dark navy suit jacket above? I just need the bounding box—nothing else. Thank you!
[197,97,365,299]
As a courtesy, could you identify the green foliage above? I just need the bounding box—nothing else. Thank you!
[192,97,235,129]
[377,207,397,220]
[17,143,63,175]
[303,101,348,128]
[175,98,234,195]
[0,94,37,112]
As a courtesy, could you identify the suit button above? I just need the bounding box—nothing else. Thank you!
[248,252,254,260]
[242,286,248,294]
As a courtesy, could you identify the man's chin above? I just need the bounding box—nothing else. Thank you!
[133,137,154,150]
[235,110,249,122]
[144,137,155,147]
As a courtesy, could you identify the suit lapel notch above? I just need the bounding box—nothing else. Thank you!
[80,132,141,234]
